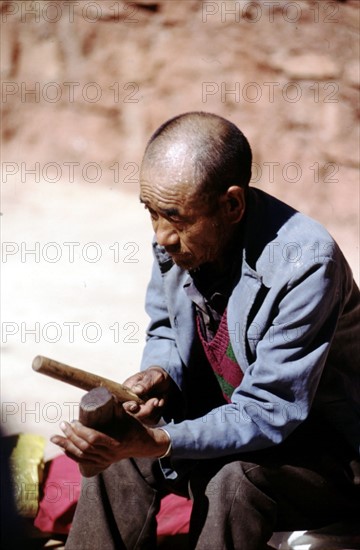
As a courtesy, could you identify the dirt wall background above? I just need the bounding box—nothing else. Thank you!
[1,0,359,457]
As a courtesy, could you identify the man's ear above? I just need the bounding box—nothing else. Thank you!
[222,186,246,224]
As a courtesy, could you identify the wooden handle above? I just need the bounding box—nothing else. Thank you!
[32,355,142,404]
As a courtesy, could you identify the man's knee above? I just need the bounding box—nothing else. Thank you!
[189,459,277,549]
[191,458,270,504]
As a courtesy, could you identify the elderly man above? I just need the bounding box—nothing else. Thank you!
[52,112,360,550]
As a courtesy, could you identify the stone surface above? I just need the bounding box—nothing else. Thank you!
[343,59,360,88]
[272,54,341,80]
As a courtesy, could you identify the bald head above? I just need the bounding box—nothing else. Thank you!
[141,112,252,207]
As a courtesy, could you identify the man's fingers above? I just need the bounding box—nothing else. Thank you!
[50,433,89,461]
[54,422,111,453]
[123,373,147,394]
[51,434,109,469]
[129,373,154,395]
[122,400,141,414]
[50,434,68,450]
[51,421,123,466]
[124,367,167,397]
[123,396,161,413]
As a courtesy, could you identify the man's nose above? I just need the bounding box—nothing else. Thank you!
[155,218,179,247]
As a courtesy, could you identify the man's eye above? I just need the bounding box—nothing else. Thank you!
[169,219,186,232]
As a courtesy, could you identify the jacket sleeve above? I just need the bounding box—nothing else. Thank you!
[139,255,186,393]
[164,255,353,459]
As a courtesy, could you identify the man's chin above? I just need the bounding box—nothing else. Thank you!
[171,253,197,270]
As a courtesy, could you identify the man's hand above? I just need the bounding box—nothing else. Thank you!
[122,366,173,425]
[50,406,170,477]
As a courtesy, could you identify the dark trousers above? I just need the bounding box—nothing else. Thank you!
[65,421,360,550]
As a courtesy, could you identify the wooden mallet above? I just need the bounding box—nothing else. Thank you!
[32,355,143,476]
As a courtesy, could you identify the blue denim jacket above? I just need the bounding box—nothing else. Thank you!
[140,188,360,460]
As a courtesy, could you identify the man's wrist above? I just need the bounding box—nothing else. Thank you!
[154,427,172,459]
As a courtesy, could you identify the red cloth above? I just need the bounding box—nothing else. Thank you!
[156,494,192,536]
[35,455,192,537]
[34,454,81,534]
